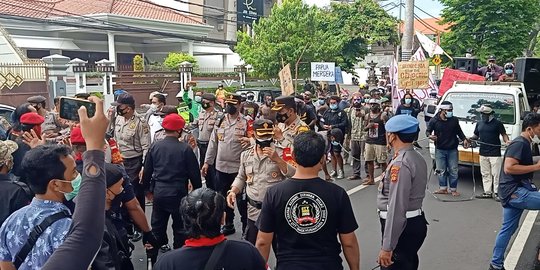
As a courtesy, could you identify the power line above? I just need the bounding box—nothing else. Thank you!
[413,14,439,33]
[414,5,441,21]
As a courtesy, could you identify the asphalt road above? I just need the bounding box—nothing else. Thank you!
[130,119,539,270]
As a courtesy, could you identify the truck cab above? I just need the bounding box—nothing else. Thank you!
[428,81,531,165]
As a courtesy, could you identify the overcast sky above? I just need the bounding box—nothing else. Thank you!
[303,0,444,18]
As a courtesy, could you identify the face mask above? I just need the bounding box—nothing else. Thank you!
[329,104,338,110]
[481,114,491,122]
[194,96,202,103]
[505,69,513,75]
[255,138,272,148]
[371,105,380,112]
[405,98,412,105]
[117,106,127,116]
[202,102,211,110]
[247,96,254,101]
[150,104,158,110]
[225,104,237,115]
[446,111,453,118]
[276,112,289,123]
[318,99,325,105]
[528,130,540,144]
[58,174,82,201]
[331,140,339,146]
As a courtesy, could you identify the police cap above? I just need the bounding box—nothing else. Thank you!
[385,114,419,134]
[224,93,242,105]
[253,119,274,136]
[202,93,216,101]
[27,96,46,104]
[271,96,295,111]
[115,93,135,106]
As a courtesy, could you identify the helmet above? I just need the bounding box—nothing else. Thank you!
[504,63,514,70]
[380,97,389,103]
[368,98,381,104]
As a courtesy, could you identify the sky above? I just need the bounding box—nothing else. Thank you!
[302,0,444,19]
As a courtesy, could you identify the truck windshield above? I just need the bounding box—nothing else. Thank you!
[444,92,515,124]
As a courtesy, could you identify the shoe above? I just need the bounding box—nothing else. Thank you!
[348,175,361,180]
[476,192,493,199]
[330,170,337,177]
[337,170,344,179]
[221,224,236,236]
[488,264,505,270]
[493,193,501,202]
[160,244,171,252]
[131,231,142,242]
[413,142,423,149]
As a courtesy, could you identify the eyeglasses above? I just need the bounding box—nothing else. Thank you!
[353,99,362,102]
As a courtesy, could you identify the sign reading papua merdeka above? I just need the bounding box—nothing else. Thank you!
[237,0,263,24]
[397,61,429,89]
[311,62,335,81]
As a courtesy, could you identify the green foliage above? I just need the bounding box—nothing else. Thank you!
[440,0,540,63]
[133,55,144,72]
[235,0,397,81]
[163,52,198,71]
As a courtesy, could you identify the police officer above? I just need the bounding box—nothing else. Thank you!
[114,93,150,211]
[271,96,310,148]
[202,93,249,235]
[377,114,428,270]
[197,93,219,190]
[226,119,295,244]
[142,113,202,249]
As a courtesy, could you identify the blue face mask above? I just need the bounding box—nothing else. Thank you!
[331,141,339,146]
[330,104,338,110]
[194,96,202,103]
[405,98,412,104]
[58,174,82,201]
[446,111,453,118]
[318,99,325,105]
[505,69,513,75]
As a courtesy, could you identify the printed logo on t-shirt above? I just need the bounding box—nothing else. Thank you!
[284,192,328,234]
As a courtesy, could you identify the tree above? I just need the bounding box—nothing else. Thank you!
[440,0,540,63]
[235,0,397,88]
[163,52,198,71]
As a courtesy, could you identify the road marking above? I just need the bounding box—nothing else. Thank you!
[346,175,383,196]
[505,210,539,270]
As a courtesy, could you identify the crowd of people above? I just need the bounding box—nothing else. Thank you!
[0,71,538,270]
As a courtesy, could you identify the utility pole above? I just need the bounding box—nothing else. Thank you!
[401,0,414,61]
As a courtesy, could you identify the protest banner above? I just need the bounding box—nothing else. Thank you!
[439,68,484,96]
[311,62,335,81]
[397,61,430,89]
[279,64,294,96]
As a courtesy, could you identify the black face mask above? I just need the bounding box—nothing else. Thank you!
[225,104,237,115]
[202,102,211,110]
[481,114,491,122]
[371,105,380,112]
[255,138,272,148]
[276,112,289,123]
[117,106,127,116]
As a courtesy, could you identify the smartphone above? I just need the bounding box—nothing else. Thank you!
[59,97,96,121]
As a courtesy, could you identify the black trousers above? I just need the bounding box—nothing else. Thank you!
[380,214,428,270]
[151,196,185,249]
[216,170,247,232]
[124,156,144,212]
[199,142,217,191]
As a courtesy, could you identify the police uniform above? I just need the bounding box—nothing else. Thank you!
[114,93,151,211]
[204,93,249,235]
[230,120,295,244]
[271,96,310,149]
[197,93,219,190]
[377,115,428,270]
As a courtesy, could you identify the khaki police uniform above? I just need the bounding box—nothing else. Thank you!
[271,96,310,149]
[197,106,219,190]
[377,115,428,270]
[204,93,249,234]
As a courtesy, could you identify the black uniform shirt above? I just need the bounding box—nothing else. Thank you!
[0,173,31,224]
[142,136,202,198]
[474,119,506,157]
[257,178,358,268]
[499,136,533,206]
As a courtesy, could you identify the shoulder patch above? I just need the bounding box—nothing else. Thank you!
[390,166,400,182]
[297,125,310,133]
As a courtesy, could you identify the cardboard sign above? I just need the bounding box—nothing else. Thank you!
[279,64,294,96]
[398,61,430,89]
[439,68,485,96]
[311,62,335,81]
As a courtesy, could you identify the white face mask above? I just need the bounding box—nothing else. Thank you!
[150,104,158,110]
[528,129,540,144]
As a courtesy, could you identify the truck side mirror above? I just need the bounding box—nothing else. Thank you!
[521,111,531,120]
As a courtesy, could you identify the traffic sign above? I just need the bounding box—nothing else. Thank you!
[432,55,442,66]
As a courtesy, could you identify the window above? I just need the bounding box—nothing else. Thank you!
[444,92,515,124]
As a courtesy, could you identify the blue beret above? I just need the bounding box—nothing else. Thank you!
[385,115,419,134]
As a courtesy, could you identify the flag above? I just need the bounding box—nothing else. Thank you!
[415,31,445,58]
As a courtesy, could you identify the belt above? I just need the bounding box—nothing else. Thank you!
[197,140,209,145]
[247,196,262,209]
[378,209,422,220]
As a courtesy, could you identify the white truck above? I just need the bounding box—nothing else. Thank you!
[428,81,531,165]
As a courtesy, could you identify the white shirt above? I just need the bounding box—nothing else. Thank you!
[148,114,163,142]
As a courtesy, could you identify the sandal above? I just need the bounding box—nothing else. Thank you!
[451,191,460,197]
[433,189,448,194]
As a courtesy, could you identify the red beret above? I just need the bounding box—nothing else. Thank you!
[70,126,85,145]
[162,114,185,131]
[20,112,44,125]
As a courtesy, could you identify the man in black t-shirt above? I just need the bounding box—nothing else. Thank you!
[489,113,540,270]
[256,131,360,270]
[470,105,510,201]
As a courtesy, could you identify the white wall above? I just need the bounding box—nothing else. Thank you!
[194,53,242,69]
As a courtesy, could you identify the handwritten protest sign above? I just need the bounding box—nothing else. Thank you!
[311,62,335,81]
[397,61,429,89]
[279,64,294,96]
